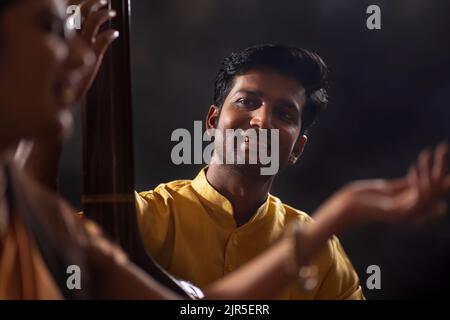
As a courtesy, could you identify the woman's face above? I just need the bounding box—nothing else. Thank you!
[0,0,94,141]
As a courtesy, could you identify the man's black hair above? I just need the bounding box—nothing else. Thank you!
[213,44,329,134]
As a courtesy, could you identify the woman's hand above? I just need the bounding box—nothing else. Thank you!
[67,0,119,101]
[332,143,449,229]
[289,143,449,278]
[17,1,119,187]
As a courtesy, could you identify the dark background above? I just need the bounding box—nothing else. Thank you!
[60,0,450,299]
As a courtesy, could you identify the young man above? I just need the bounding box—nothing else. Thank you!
[135,45,363,299]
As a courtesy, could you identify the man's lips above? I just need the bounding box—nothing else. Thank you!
[242,136,272,153]
[242,133,272,148]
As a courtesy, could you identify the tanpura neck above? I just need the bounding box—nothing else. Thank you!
[206,164,274,227]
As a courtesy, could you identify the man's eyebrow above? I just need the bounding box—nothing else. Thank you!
[276,99,300,112]
[234,89,264,97]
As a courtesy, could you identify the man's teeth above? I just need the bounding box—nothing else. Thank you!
[244,136,249,142]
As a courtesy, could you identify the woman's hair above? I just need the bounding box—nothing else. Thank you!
[0,0,18,54]
[0,0,16,15]
[0,0,17,35]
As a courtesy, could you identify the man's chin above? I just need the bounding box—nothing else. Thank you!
[210,152,283,176]
[223,163,277,178]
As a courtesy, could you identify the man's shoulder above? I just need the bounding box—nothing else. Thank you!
[138,178,194,197]
[268,195,314,224]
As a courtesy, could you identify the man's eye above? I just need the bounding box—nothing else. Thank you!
[236,98,258,108]
[276,109,296,123]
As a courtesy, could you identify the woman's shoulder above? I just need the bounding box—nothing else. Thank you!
[8,162,87,244]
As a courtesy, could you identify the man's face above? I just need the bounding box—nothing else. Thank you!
[206,67,308,175]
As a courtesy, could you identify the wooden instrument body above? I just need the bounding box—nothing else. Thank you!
[82,0,199,299]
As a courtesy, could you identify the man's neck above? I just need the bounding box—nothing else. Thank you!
[206,163,274,227]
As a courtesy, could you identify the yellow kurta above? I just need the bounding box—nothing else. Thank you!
[0,213,62,300]
[136,168,364,299]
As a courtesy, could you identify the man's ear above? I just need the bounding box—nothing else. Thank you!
[290,135,308,164]
[206,105,220,130]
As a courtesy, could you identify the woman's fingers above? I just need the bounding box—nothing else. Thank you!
[428,143,448,201]
[409,144,449,223]
[380,165,426,223]
[66,0,84,7]
[417,148,433,202]
[80,0,108,21]
[82,9,116,43]
[340,144,449,227]
[75,29,118,97]
[93,29,119,58]
[78,0,117,59]
[432,143,449,192]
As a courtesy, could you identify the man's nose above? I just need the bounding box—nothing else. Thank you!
[249,105,273,129]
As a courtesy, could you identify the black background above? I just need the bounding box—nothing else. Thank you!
[59,0,450,299]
